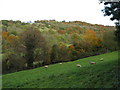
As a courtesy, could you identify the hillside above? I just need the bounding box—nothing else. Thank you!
[2,20,119,75]
[2,20,115,47]
[2,51,119,88]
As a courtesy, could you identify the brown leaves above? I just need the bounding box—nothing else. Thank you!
[69,45,75,50]
[58,30,65,34]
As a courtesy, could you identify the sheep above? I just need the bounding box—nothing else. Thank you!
[90,61,96,64]
[76,64,82,67]
[44,65,48,68]
[59,63,62,65]
[100,58,104,61]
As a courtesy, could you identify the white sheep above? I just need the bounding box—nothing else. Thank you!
[76,64,82,67]
[90,62,96,64]
[59,63,62,65]
[44,65,48,68]
[100,58,104,61]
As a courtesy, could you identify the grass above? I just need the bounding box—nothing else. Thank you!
[2,51,119,88]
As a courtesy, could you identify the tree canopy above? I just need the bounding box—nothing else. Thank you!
[101,1,120,42]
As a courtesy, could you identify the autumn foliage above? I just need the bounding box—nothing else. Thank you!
[7,34,18,44]
[2,32,8,39]
[82,30,103,48]
[58,30,65,34]
[2,20,119,74]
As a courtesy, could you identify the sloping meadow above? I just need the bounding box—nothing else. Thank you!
[2,51,119,88]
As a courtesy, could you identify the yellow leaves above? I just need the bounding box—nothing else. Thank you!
[82,29,103,47]
[7,34,19,44]
[2,31,20,45]
[82,30,96,40]
[7,34,15,43]
[82,30,97,43]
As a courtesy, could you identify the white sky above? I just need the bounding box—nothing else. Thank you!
[0,0,115,26]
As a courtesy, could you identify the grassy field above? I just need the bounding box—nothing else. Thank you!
[2,51,119,88]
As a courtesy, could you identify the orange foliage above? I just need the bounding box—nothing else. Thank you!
[82,30,96,40]
[58,30,65,34]
[82,30,103,47]
[69,45,75,50]
[2,32,8,39]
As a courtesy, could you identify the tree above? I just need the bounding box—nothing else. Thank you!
[20,27,47,68]
[100,2,120,88]
[3,34,26,72]
[51,43,72,63]
[100,1,120,43]
[101,2,120,21]
[82,30,103,50]
[50,44,59,63]
[3,27,48,72]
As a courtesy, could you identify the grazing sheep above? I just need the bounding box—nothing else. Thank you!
[90,62,96,64]
[76,64,82,67]
[59,63,62,64]
[100,58,104,61]
[44,65,48,68]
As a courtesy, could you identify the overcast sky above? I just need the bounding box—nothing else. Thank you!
[0,0,115,26]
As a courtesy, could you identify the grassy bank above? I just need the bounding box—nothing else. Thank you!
[2,51,119,88]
